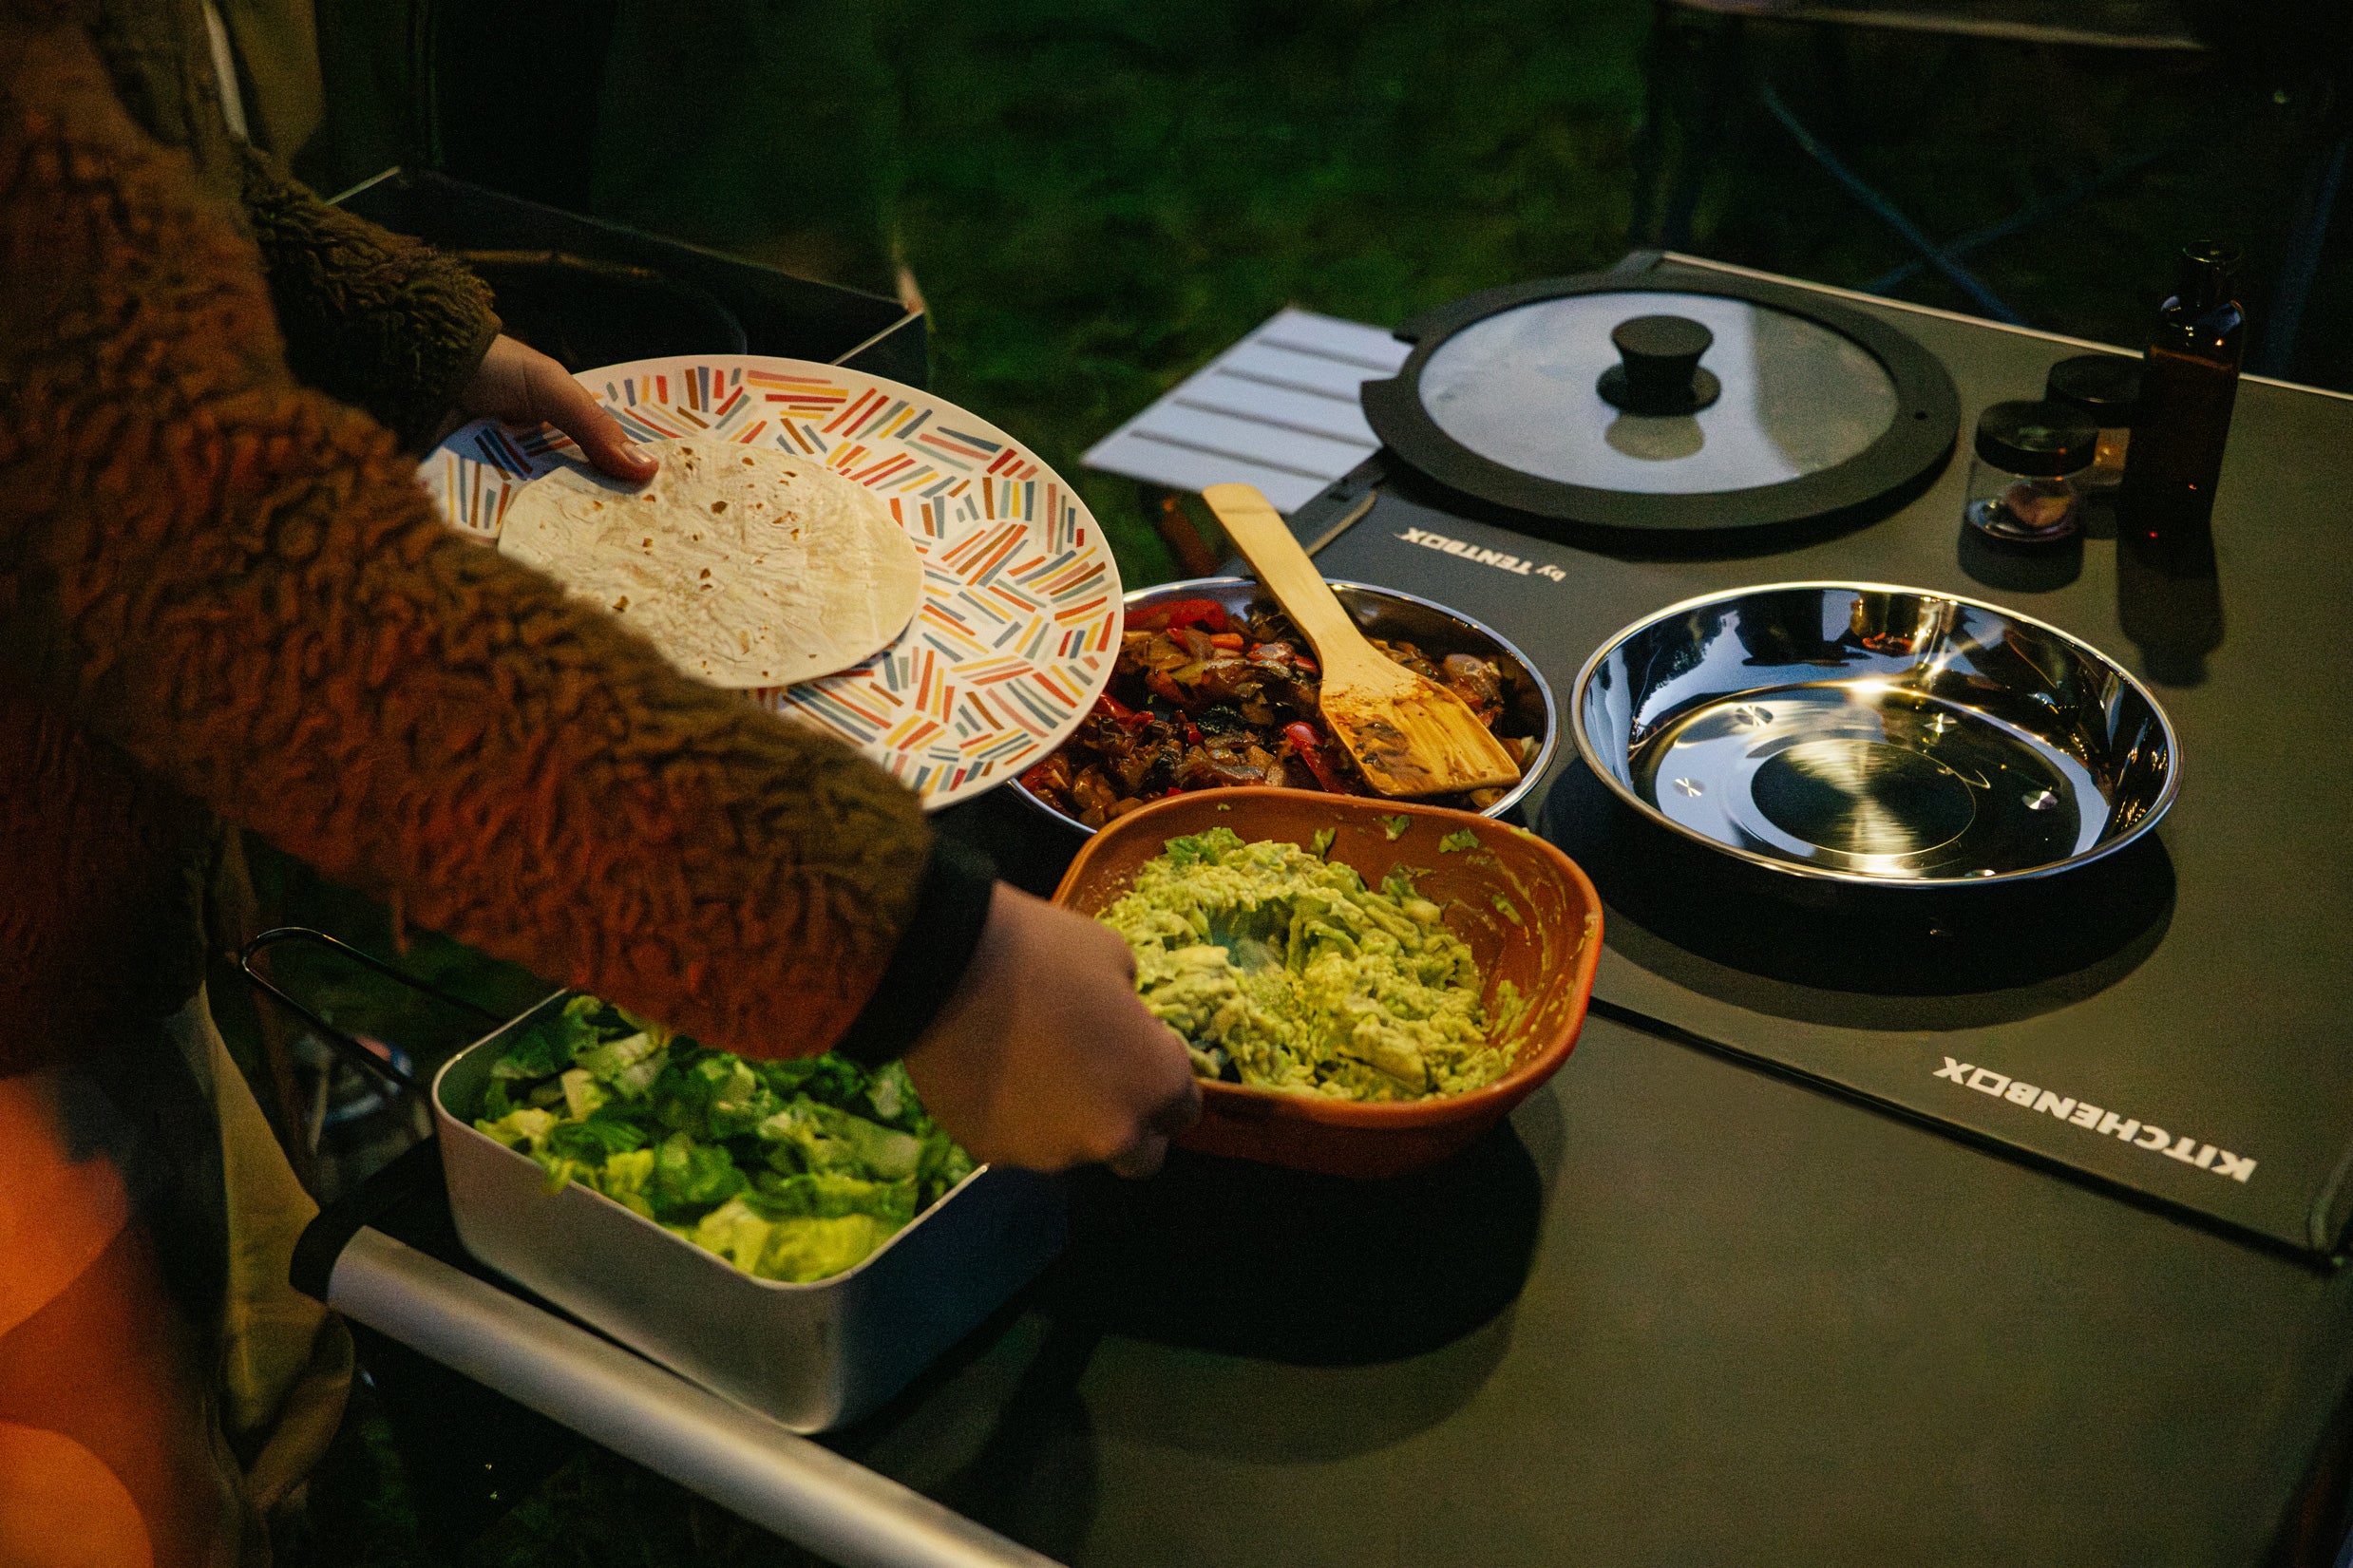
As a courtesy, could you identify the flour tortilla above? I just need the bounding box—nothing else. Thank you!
[498,440,923,688]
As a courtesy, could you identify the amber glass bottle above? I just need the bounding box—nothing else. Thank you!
[2119,242,2244,541]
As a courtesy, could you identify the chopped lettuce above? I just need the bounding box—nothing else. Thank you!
[650,1131,746,1220]
[919,1132,977,1198]
[811,1104,922,1180]
[473,992,976,1283]
[750,1169,918,1225]
[488,996,596,1081]
[477,1105,559,1151]
[560,1067,609,1120]
[541,1105,652,1164]
[586,1147,656,1218]
[690,1198,899,1283]
[754,1051,873,1110]
[863,1061,910,1123]
[576,1032,651,1076]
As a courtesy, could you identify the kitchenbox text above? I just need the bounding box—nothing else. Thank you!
[1933,1058,2256,1184]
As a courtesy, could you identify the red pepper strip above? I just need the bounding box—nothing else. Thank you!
[1135,597,1230,634]
[1206,631,1244,652]
[1185,720,1204,746]
[1283,721,1350,793]
[1094,692,1153,729]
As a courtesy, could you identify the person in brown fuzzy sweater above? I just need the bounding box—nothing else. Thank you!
[0,4,1197,1563]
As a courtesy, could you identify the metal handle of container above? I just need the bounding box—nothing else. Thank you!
[238,925,505,1095]
[329,1226,1066,1568]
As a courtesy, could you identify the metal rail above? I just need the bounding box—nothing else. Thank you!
[329,1228,1066,1568]
[238,925,505,1094]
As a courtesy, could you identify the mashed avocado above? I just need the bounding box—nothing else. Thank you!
[1100,827,1509,1102]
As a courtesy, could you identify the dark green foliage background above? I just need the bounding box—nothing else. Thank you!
[883,1,1649,585]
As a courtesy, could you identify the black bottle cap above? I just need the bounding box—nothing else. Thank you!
[2043,354,2142,427]
[1975,400,2097,477]
[2175,241,2242,313]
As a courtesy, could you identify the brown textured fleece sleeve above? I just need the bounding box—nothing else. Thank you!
[235,146,503,450]
[0,22,936,1061]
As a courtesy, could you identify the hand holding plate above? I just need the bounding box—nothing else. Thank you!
[458,333,660,483]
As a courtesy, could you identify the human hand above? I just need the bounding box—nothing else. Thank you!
[455,333,660,484]
[901,884,1202,1178]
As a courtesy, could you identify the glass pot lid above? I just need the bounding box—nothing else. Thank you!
[1419,292,1899,494]
[1360,274,1959,537]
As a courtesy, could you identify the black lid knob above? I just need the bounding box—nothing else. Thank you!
[1975,400,2097,477]
[2043,354,2142,426]
[1598,313,1721,416]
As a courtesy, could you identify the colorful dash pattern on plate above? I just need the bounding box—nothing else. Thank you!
[418,356,1122,809]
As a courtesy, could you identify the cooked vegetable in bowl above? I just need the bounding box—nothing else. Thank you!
[1013,578,1555,831]
[473,993,974,1283]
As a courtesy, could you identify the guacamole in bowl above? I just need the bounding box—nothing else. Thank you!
[1100,826,1513,1102]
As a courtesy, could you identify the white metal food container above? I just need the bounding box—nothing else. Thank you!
[431,994,1068,1433]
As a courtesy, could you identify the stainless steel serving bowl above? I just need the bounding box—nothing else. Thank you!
[1010,576,1559,834]
[1572,582,2177,886]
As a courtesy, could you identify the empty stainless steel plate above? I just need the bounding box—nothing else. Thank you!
[1572,583,2177,885]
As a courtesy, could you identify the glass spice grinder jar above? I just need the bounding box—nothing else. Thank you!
[1964,400,2097,544]
[2043,354,2140,493]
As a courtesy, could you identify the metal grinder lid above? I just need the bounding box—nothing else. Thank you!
[1361,273,1960,536]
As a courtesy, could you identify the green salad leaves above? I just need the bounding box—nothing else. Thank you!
[474,994,975,1283]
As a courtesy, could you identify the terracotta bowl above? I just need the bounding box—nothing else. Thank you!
[1052,787,1603,1178]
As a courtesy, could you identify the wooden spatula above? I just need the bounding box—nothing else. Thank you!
[1203,482,1523,799]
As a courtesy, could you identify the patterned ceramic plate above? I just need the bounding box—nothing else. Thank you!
[420,355,1123,809]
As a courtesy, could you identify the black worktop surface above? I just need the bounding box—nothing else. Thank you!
[1287,256,2353,1258]
[844,1011,2353,1564]
[887,257,2353,1562]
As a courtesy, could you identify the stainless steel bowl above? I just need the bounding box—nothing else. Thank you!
[1010,576,1558,834]
[1572,582,2177,886]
